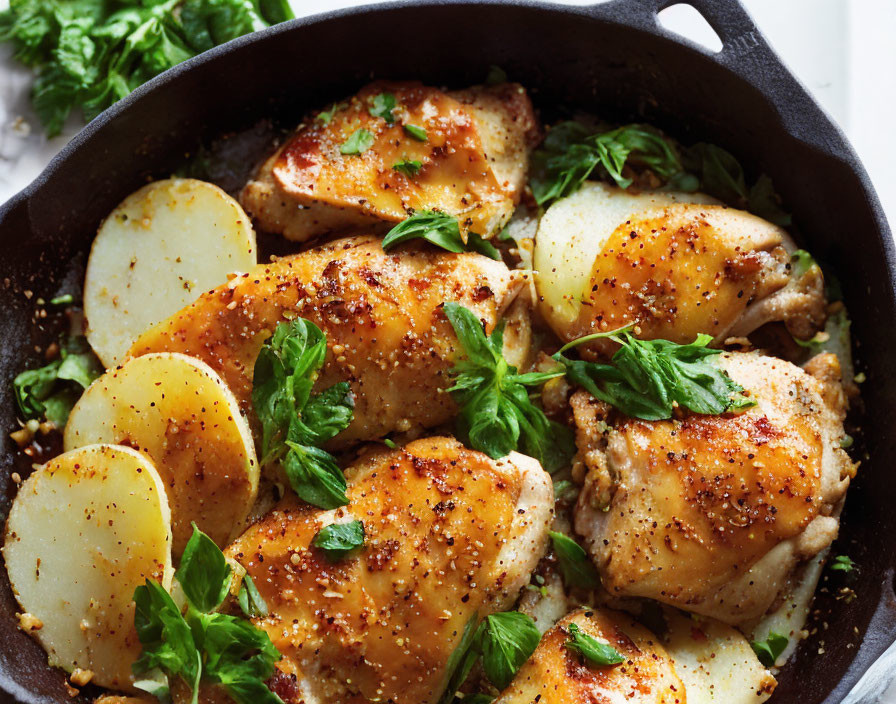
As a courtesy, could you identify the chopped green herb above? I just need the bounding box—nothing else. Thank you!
[553,327,755,421]
[383,438,398,449]
[549,531,599,589]
[369,92,397,123]
[750,631,788,667]
[564,622,625,667]
[830,555,856,573]
[403,123,427,141]
[381,210,501,261]
[443,303,574,472]
[48,293,74,306]
[476,612,540,690]
[311,520,365,561]
[251,318,354,508]
[13,335,102,426]
[839,435,854,449]
[790,249,819,277]
[133,525,282,704]
[237,574,268,618]
[317,103,339,125]
[340,128,374,155]
[392,159,422,177]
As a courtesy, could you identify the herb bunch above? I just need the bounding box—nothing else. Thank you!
[251,318,354,509]
[0,0,294,136]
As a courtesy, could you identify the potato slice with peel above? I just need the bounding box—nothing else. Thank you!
[64,353,259,554]
[3,444,172,692]
[84,178,257,367]
[662,609,776,703]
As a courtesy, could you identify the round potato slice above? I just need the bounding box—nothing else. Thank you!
[3,444,172,691]
[533,181,717,330]
[64,352,259,554]
[84,178,257,367]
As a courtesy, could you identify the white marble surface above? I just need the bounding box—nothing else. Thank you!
[0,0,894,701]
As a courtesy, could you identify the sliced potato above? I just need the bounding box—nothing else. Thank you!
[84,178,257,367]
[663,609,776,703]
[64,352,259,554]
[3,444,172,691]
[533,181,716,330]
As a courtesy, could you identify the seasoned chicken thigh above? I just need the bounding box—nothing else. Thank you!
[127,235,524,448]
[494,608,685,704]
[573,351,855,624]
[241,81,539,242]
[534,182,825,355]
[225,437,553,704]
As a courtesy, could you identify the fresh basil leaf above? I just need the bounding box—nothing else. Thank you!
[176,524,232,613]
[438,613,481,704]
[237,574,268,618]
[312,519,365,561]
[549,531,598,589]
[404,123,427,141]
[393,159,422,177]
[751,631,788,667]
[296,381,354,445]
[444,303,574,471]
[340,128,374,155]
[465,232,501,261]
[257,0,295,25]
[477,612,540,689]
[565,622,625,666]
[554,329,754,421]
[282,441,349,509]
[133,667,171,702]
[369,92,397,123]
[830,555,856,573]
[382,210,465,253]
[748,173,792,226]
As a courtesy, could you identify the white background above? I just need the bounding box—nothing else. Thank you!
[0,0,895,700]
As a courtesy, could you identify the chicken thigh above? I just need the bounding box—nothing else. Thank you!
[127,235,524,448]
[225,437,553,704]
[241,81,539,242]
[534,182,825,355]
[493,608,685,704]
[573,351,854,624]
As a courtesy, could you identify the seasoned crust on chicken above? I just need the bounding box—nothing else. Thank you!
[536,189,825,356]
[225,438,553,704]
[240,81,539,242]
[493,608,685,704]
[127,235,524,448]
[573,351,855,625]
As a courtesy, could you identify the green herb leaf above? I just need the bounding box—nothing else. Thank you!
[443,303,574,472]
[465,232,501,261]
[369,92,397,123]
[564,622,625,667]
[176,524,232,613]
[311,519,365,561]
[251,318,354,509]
[830,555,856,573]
[553,329,754,421]
[340,128,374,155]
[237,574,268,619]
[476,611,540,689]
[549,531,599,589]
[392,159,422,177]
[317,102,340,125]
[381,210,501,260]
[750,631,788,667]
[383,438,398,449]
[438,613,482,704]
[403,123,427,141]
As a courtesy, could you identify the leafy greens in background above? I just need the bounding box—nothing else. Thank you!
[0,0,295,136]
[442,302,574,472]
[251,318,354,509]
[13,335,102,426]
[133,525,281,704]
[553,326,755,421]
[530,121,791,225]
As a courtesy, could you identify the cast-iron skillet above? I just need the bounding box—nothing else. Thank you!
[0,0,893,702]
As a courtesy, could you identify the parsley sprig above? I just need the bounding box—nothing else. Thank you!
[443,303,574,472]
[132,525,281,704]
[530,121,790,225]
[382,210,500,260]
[251,318,354,509]
[0,0,294,136]
[553,326,755,421]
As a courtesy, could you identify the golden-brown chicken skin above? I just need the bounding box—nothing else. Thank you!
[494,608,685,704]
[224,437,553,704]
[573,351,855,624]
[241,81,539,242]
[127,235,523,448]
[539,197,825,357]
